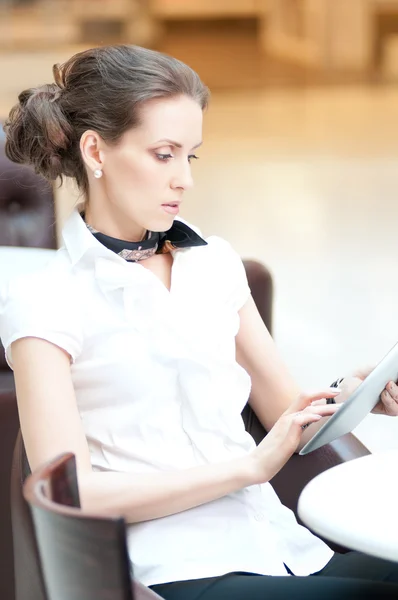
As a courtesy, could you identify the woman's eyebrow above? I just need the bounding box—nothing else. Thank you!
[153,138,203,149]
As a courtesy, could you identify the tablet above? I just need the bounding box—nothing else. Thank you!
[299,341,398,455]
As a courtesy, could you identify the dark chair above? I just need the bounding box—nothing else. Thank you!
[0,143,56,600]
[9,259,370,599]
[23,451,162,600]
[0,391,19,599]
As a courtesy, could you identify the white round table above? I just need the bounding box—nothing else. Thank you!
[298,450,398,562]
[0,247,56,285]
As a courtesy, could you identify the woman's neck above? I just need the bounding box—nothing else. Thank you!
[84,201,146,243]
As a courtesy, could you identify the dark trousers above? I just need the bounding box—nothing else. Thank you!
[150,551,398,599]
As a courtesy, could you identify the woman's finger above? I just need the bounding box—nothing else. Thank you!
[385,381,398,402]
[380,388,398,416]
[302,403,342,417]
[287,388,341,414]
[290,404,342,429]
[291,412,323,430]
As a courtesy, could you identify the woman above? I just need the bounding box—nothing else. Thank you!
[1,45,398,600]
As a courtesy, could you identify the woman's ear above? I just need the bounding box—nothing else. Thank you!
[80,130,105,173]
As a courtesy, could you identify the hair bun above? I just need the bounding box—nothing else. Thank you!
[27,83,63,105]
[4,82,74,181]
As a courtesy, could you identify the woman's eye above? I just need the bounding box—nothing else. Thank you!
[156,153,174,162]
[155,153,199,163]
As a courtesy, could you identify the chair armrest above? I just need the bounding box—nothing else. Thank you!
[271,433,370,516]
[271,433,370,553]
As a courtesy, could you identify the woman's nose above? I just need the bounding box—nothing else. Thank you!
[170,160,194,191]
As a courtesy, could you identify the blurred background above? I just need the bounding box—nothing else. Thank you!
[1,0,398,451]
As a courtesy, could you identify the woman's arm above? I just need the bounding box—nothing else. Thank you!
[13,336,338,521]
[235,295,300,432]
[235,296,342,450]
[11,337,266,523]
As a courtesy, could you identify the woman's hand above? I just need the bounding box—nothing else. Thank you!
[248,388,341,484]
[332,374,363,403]
[341,366,398,416]
[377,380,398,415]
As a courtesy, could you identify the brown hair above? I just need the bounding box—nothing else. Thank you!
[4,45,209,196]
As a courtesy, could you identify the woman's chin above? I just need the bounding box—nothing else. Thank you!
[148,214,176,232]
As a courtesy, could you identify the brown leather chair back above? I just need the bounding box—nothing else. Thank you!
[0,150,56,249]
[22,451,162,600]
[242,259,273,335]
[0,391,20,599]
[11,432,47,600]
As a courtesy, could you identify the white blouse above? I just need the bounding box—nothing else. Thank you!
[0,209,333,586]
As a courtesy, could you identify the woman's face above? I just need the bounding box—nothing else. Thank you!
[85,94,203,240]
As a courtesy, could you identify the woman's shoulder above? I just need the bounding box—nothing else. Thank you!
[0,248,84,368]
[177,222,249,306]
[0,247,78,310]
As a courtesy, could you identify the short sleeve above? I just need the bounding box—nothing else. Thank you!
[206,236,251,312]
[0,271,83,369]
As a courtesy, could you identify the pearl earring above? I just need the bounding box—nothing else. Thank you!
[94,169,103,179]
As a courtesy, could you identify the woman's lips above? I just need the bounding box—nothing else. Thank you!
[162,203,180,215]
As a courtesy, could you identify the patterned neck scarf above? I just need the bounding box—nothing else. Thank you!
[84,217,207,262]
